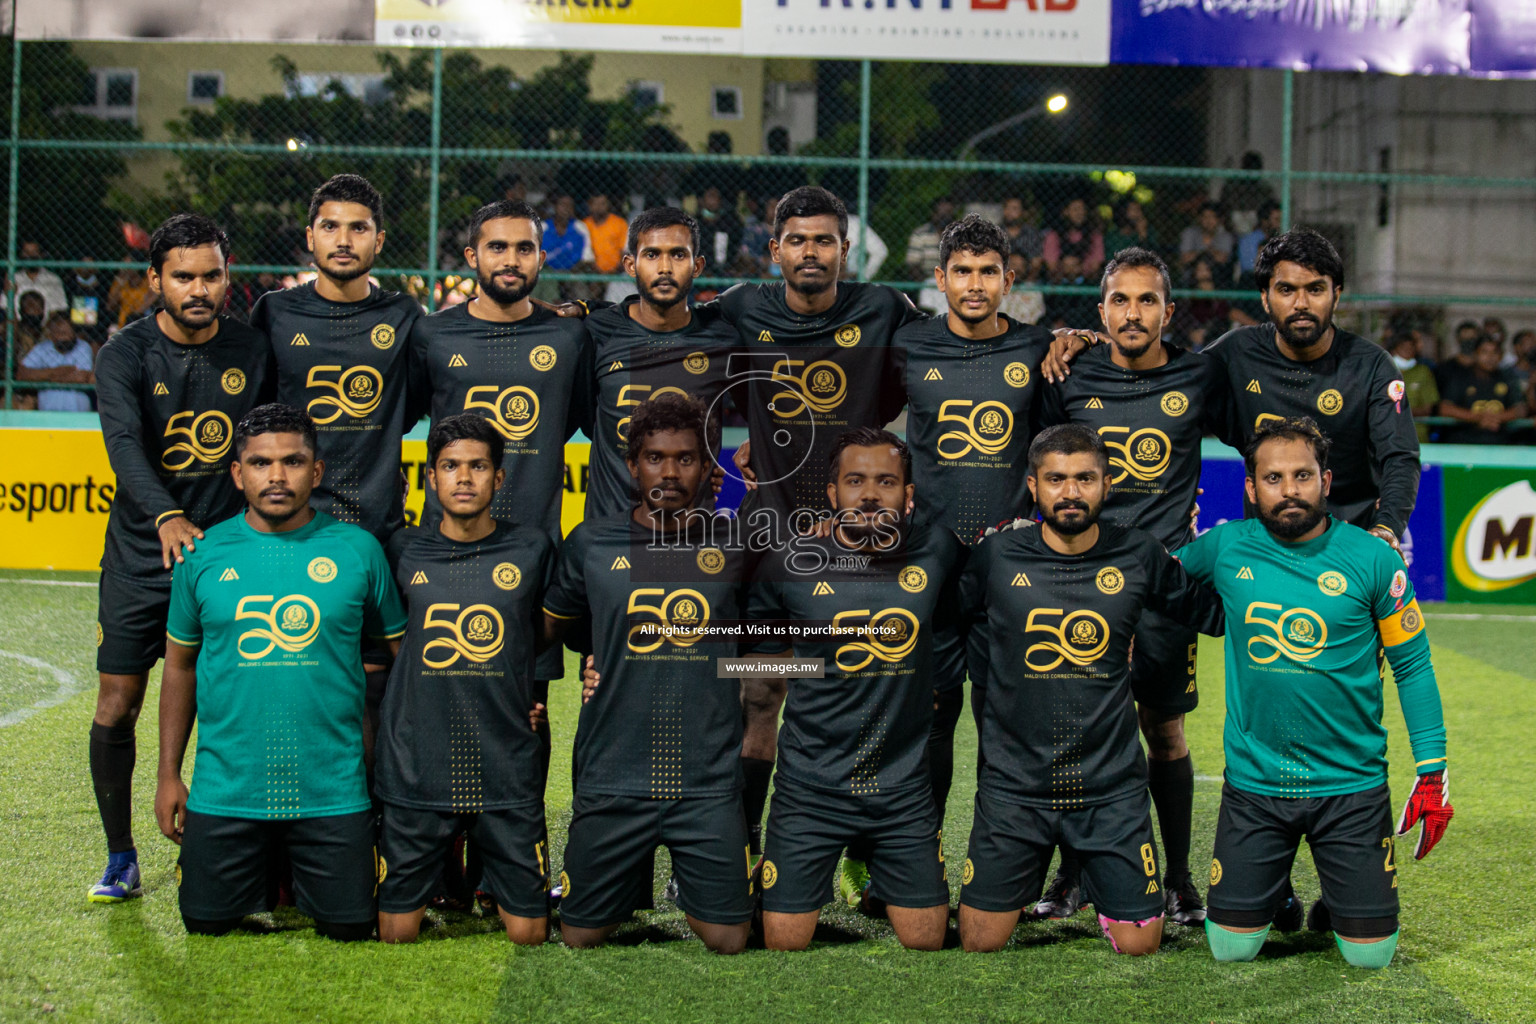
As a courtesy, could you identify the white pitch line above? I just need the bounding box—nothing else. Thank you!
[0,578,96,587]
[1425,613,1536,622]
[0,648,84,727]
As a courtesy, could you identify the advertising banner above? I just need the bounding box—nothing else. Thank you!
[742,0,1111,65]
[1110,0,1472,73]
[375,0,742,53]
[1442,467,1536,601]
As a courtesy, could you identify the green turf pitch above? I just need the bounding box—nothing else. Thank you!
[0,567,1531,1024]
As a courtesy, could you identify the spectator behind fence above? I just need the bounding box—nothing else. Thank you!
[740,195,776,276]
[1174,255,1257,350]
[999,196,1045,279]
[17,310,94,411]
[12,290,47,360]
[13,240,68,319]
[226,270,282,322]
[1237,200,1283,280]
[1102,199,1160,266]
[583,192,628,274]
[998,251,1046,326]
[697,186,743,277]
[905,196,956,279]
[1219,151,1278,236]
[65,259,112,345]
[1439,335,1529,444]
[843,211,888,281]
[1043,197,1104,281]
[1178,200,1234,274]
[1435,320,1484,390]
[1388,329,1440,443]
[108,267,155,329]
[1511,329,1536,388]
[542,194,595,271]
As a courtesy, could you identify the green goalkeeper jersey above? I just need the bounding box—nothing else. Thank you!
[1178,516,1446,798]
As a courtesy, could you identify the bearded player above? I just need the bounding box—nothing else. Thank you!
[1178,418,1451,968]
[88,214,272,902]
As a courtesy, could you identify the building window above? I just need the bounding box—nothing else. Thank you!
[630,80,664,110]
[188,72,225,104]
[286,73,390,106]
[76,68,138,122]
[710,86,743,120]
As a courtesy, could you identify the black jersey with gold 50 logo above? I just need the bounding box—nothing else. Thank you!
[960,523,1222,808]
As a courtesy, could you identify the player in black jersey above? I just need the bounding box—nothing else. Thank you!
[376,414,556,945]
[1206,229,1419,550]
[542,394,752,954]
[890,215,1053,837]
[721,186,923,867]
[749,428,965,951]
[88,214,272,903]
[251,173,425,543]
[1035,248,1228,926]
[585,207,737,519]
[956,425,1223,955]
[418,198,595,789]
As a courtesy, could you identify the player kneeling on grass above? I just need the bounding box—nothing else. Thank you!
[542,393,753,954]
[1175,418,1453,969]
[955,424,1224,955]
[748,428,966,952]
[155,404,407,940]
[375,414,557,945]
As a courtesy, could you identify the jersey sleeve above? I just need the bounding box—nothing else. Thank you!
[1144,539,1225,636]
[401,305,431,426]
[542,524,589,620]
[957,536,994,631]
[1173,525,1218,584]
[931,532,970,635]
[361,535,408,640]
[1364,354,1421,538]
[1368,546,1446,774]
[165,556,203,648]
[1037,377,1070,429]
[744,561,790,655]
[94,339,181,528]
[564,325,597,443]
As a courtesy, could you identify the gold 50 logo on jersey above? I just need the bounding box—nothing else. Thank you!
[1024,608,1110,671]
[627,588,712,653]
[1245,602,1328,663]
[161,410,233,470]
[832,607,920,672]
[1098,426,1171,483]
[306,365,384,423]
[936,400,1013,459]
[615,384,689,442]
[464,384,541,441]
[422,603,505,668]
[236,594,322,659]
[768,359,847,417]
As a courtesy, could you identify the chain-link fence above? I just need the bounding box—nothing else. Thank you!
[4,38,1536,413]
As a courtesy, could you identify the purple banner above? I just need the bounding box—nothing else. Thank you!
[1470,0,1536,72]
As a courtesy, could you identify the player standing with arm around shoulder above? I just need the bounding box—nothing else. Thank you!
[88,214,272,903]
[541,394,752,954]
[154,405,407,940]
[375,414,556,945]
[1176,418,1452,969]
[955,425,1224,956]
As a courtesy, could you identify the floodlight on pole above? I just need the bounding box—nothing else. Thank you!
[958,92,1071,160]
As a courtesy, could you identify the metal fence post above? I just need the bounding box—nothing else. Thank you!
[5,35,21,409]
[1280,68,1294,231]
[426,46,444,311]
[857,59,871,282]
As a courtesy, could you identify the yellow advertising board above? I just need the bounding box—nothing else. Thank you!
[375,0,742,52]
[0,427,591,572]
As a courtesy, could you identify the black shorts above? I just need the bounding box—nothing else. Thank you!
[96,571,171,675]
[559,791,752,929]
[177,809,377,925]
[760,778,948,914]
[378,803,549,918]
[1129,609,1199,715]
[1206,782,1399,936]
[960,787,1163,922]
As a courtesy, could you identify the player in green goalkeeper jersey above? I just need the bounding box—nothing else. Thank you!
[1176,417,1454,969]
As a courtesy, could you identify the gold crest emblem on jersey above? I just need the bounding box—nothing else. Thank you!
[161,410,234,470]
[1317,389,1344,415]
[1004,362,1030,388]
[1160,391,1188,417]
[493,562,522,590]
[308,557,338,583]
[936,400,1014,459]
[834,324,860,348]
[768,358,847,417]
[697,548,725,575]
[465,384,541,441]
[683,351,709,375]
[1317,571,1348,597]
[1096,566,1124,595]
[370,324,396,350]
[560,871,570,897]
[1245,603,1328,664]
[833,608,921,672]
[1024,608,1110,671]
[530,345,557,371]
[1099,426,1170,483]
[96,622,103,647]
[221,368,246,395]
[306,365,384,423]
[1210,859,1223,886]
[899,566,928,593]
[760,861,777,889]
[962,858,975,885]
[236,595,322,659]
[627,588,712,653]
[423,603,505,667]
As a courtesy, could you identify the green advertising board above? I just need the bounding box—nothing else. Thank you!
[1437,446,1536,602]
